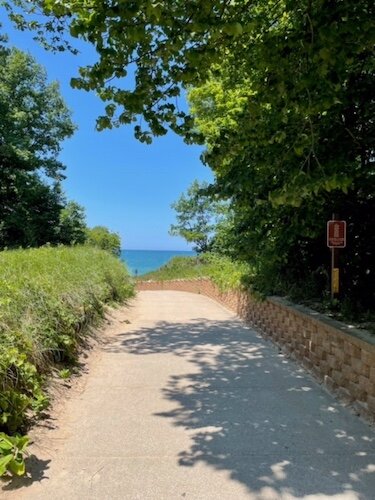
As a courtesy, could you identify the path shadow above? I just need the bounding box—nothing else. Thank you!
[107,316,375,498]
[1,455,51,491]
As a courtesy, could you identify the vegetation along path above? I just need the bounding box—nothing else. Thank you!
[3,291,375,499]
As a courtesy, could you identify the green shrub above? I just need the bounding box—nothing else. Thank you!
[85,226,121,256]
[0,246,134,433]
[141,253,253,291]
[0,433,30,477]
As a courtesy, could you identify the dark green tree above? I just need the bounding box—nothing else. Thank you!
[0,45,75,248]
[170,180,228,253]
[0,169,64,248]
[58,201,87,245]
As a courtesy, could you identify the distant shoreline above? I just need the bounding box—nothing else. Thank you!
[121,249,196,253]
[120,249,196,276]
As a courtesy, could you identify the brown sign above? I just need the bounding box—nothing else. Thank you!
[327,220,346,248]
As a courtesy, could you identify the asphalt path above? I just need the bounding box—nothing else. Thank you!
[2,291,375,499]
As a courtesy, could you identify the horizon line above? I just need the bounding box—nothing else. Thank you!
[121,248,196,252]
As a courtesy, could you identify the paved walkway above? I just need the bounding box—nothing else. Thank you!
[2,291,375,499]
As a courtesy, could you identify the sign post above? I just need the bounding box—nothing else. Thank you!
[327,216,346,299]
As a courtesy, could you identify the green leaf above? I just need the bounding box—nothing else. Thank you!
[222,22,243,36]
[16,436,30,453]
[0,455,13,476]
[8,458,26,477]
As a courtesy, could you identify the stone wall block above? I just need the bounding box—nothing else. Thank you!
[311,365,324,383]
[341,364,352,381]
[319,360,330,376]
[327,354,339,370]
[303,357,313,371]
[358,375,370,394]
[367,382,375,398]
[344,341,361,359]
[348,381,366,402]
[347,368,360,384]
[332,346,345,362]
[322,340,333,354]
[332,369,345,386]
[324,375,337,392]
[351,357,365,375]
[361,350,375,367]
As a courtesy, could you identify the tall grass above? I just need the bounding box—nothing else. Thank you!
[0,246,134,432]
[140,253,253,291]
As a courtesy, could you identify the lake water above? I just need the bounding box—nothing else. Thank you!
[120,249,195,276]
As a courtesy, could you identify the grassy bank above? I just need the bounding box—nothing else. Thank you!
[0,246,134,433]
[140,254,252,291]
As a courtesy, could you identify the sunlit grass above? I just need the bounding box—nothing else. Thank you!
[0,245,134,432]
[140,253,253,291]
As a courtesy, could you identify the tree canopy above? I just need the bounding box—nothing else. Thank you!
[4,0,253,139]
[0,45,76,248]
[184,1,374,310]
[0,42,124,252]
[4,1,374,148]
[0,46,75,178]
[170,180,226,253]
[0,169,64,248]
[58,201,87,245]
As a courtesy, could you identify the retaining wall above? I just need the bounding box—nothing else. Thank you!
[137,278,375,420]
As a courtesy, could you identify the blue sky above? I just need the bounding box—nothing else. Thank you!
[2,17,213,251]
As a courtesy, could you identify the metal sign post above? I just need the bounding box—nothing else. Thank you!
[327,216,346,300]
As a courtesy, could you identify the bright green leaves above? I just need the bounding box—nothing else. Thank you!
[0,433,29,477]
[0,347,46,432]
[222,22,243,36]
[3,0,253,138]
[85,226,122,256]
[0,454,13,476]
[4,0,374,148]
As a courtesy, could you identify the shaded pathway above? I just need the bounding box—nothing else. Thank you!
[2,291,375,499]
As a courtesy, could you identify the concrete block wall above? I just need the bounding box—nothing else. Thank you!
[137,278,375,420]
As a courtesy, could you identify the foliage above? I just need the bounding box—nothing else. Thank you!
[0,432,29,477]
[0,46,76,249]
[203,253,253,291]
[85,226,121,256]
[141,254,252,291]
[3,0,251,140]
[141,256,205,281]
[185,1,375,315]
[170,180,226,253]
[59,201,87,245]
[0,170,64,249]
[0,347,48,432]
[0,246,134,433]
[0,47,75,178]
[58,368,71,379]
[5,1,374,155]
